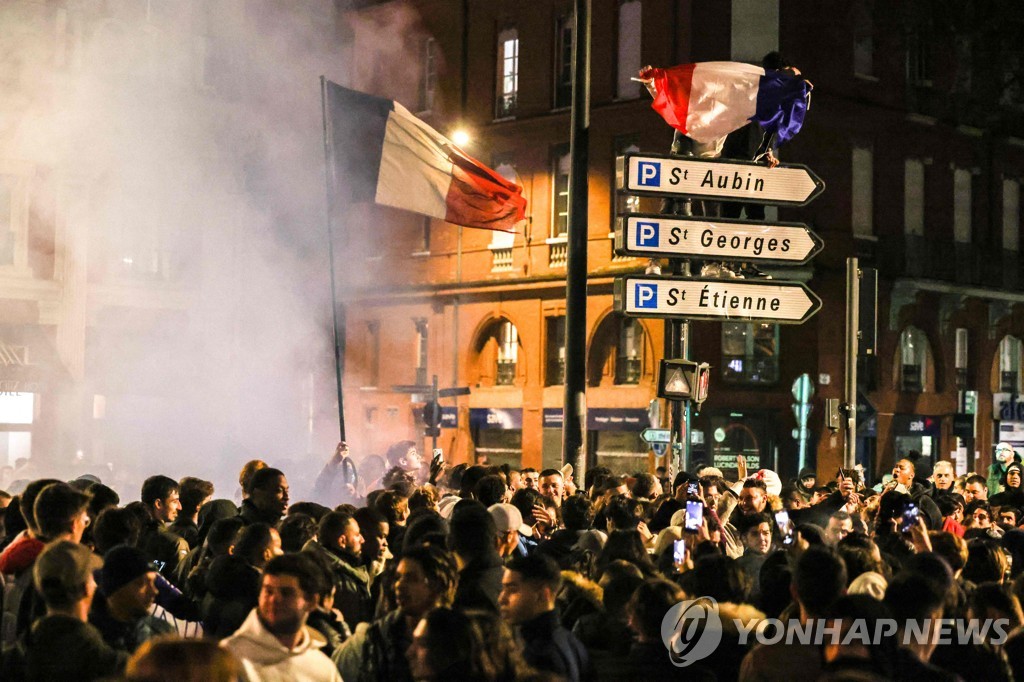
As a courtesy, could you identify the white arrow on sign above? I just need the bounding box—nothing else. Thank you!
[614,276,822,324]
[615,214,823,264]
[616,153,825,206]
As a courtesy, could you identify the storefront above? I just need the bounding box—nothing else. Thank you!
[542,408,650,474]
[0,325,67,468]
[469,407,522,468]
[890,414,941,466]
[994,393,1024,460]
[695,410,775,476]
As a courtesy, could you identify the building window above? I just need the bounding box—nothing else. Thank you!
[614,134,641,214]
[554,14,574,108]
[730,0,779,63]
[1004,179,1020,253]
[545,316,566,385]
[906,30,931,85]
[615,319,643,385]
[898,326,929,393]
[496,28,519,118]
[998,336,1023,393]
[415,217,430,254]
[616,1,642,99]
[0,175,16,266]
[368,319,385,387]
[852,146,873,237]
[954,168,972,244]
[852,1,873,77]
[552,144,570,238]
[722,323,779,384]
[496,321,518,386]
[419,37,437,113]
[414,318,428,385]
[904,159,925,236]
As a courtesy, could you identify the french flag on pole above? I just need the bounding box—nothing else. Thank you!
[639,62,810,145]
[325,81,526,232]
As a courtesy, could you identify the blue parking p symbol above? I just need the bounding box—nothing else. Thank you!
[635,283,658,309]
[636,221,659,247]
[637,162,661,187]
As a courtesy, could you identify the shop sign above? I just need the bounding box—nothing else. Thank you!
[891,414,940,438]
[995,393,1024,422]
[542,408,648,432]
[469,408,522,430]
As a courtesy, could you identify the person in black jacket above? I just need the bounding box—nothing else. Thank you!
[201,522,281,637]
[498,553,593,682]
[2,541,126,681]
[451,502,504,612]
[238,468,289,527]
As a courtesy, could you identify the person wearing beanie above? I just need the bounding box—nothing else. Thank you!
[792,467,816,503]
[89,544,174,654]
[990,462,1024,510]
[0,541,126,681]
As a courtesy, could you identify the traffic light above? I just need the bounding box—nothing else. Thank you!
[422,400,442,437]
[657,359,710,407]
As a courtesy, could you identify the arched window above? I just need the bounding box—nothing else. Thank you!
[994,336,1024,393]
[897,326,930,392]
[615,318,644,385]
[587,313,648,387]
[496,321,518,386]
[470,317,524,388]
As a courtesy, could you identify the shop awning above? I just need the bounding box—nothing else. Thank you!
[0,324,70,392]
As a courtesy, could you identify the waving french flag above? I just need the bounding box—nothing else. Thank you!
[640,62,810,146]
[325,81,526,233]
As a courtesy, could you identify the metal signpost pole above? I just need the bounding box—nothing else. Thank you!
[562,0,591,487]
[844,258,859,470]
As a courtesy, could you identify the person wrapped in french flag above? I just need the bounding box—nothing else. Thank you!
[638,61,812,164]
[325,81,526,233]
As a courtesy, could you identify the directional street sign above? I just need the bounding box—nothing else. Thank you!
[615,214,823,265]
[615,275,822,324]
[616,153,825,206]
[641,428,672,444]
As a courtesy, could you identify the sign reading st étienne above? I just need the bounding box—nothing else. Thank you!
[615,214,823,264]
[616,153,825,206]
[615,276,822,324]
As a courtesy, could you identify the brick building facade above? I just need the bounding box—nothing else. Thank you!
[336,0,1024,484]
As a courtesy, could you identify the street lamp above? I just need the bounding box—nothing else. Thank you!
[451,129,471,147]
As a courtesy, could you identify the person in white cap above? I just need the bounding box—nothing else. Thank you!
[488,503,533,560]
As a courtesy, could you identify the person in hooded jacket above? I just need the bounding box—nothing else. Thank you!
[221,553,341,682]
[203,522,282,638]
[990,461,1024,510]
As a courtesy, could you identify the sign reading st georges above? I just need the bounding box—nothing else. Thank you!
[615,276,822,324]
[615,214,822,264]
[616,153,825,205]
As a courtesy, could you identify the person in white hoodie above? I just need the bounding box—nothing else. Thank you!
[221,553,342,682]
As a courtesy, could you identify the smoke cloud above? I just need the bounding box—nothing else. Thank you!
[0,0,427,500]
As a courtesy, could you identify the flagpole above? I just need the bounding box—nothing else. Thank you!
[562,0,590,487]
[320,76,347,442]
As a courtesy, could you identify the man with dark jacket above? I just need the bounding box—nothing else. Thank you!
[238,467,290,527]
[168,477,213,550]
[1,541,126,681]
[450,502,504,612]
[499,553,593,682]
[202,522,281,638]
[89,545,174,654]
[303,510,374,627]
[137,475,190,585]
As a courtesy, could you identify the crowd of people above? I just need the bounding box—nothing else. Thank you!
[1,440,1024,680]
